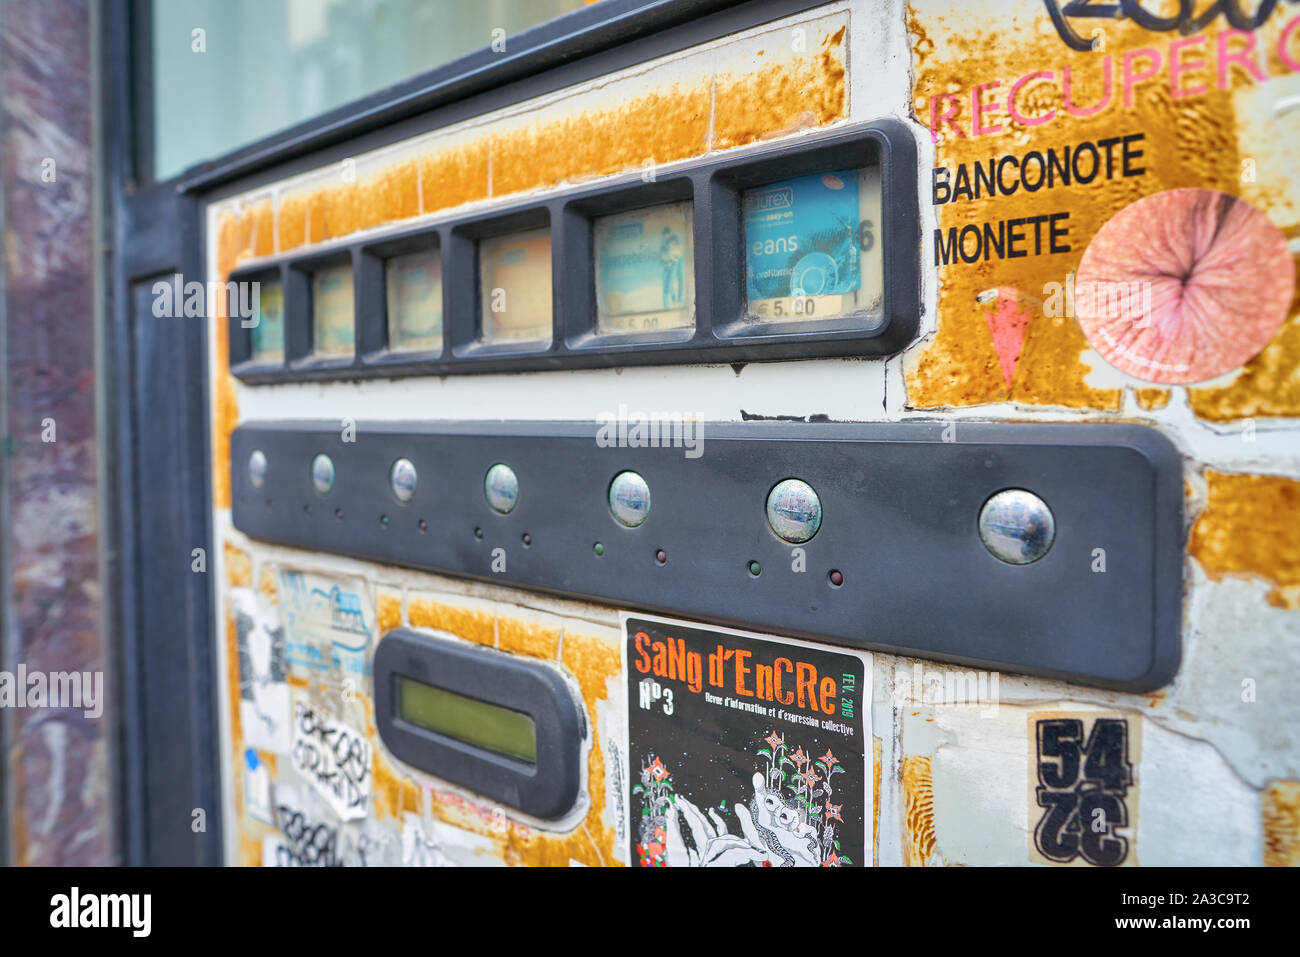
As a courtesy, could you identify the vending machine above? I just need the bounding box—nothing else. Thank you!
[184,0,1300,867]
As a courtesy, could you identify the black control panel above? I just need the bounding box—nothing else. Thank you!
[231,420,1183,691]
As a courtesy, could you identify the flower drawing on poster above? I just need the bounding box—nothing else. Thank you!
[634,733,851,868]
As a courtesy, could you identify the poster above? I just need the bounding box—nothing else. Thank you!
[622,613,871,867]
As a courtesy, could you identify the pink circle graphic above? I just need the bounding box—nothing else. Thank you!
[1074,189,1294,385]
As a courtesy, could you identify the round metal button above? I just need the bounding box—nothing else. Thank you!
[248,449,268,489]
[389,458,417,504]
[766,478,822,544]
[484,463,519,514]
[311,453,335,496]
[608,471,651,527]
[978,489,1056,565]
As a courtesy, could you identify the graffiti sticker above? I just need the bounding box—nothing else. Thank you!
[622,613,871,867]
[1029,711,1141,866]
[290,704,372,821]
[233,588,291,755]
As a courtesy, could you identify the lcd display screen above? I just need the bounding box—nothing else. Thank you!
[396,675,537,763]
[743,166,883,324]
[594,201,694,336]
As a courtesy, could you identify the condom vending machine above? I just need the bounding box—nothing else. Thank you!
[208,0,1300,867]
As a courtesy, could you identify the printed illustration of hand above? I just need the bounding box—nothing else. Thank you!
[664,796,768,867]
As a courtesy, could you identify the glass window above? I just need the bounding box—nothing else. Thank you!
[386,249,443,353]
[743,167,883,324]
[250,277,285,362]
[478,229,552,347]
[151,0,589,181]
[311,264,354,356]
[594,201,694,337]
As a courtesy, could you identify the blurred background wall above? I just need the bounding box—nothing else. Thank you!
[0,0,112,865]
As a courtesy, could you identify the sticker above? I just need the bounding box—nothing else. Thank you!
[1029,711,1140,867]
[243,748,274,825]
[250,278,284,363]
[400,811,504,867]
[622,613,871,867]
[338,819,401,867]
[278,570,374,683]
[744,167,883,324]
[479,228,552,346]
[311,263,355,356]
[1074,189,1294,384]
[233,588,291,755]
[267,785,342,867]
[386,249,442,353]
[290,703,372,820]
[594,201,694,336]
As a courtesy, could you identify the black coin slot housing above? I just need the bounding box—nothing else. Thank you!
[374,628,584,820]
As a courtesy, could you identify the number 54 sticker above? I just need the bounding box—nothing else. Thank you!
[1028,711,1141,867]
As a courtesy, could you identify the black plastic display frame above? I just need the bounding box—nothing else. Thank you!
[228,120,920,381]
[373,629,585,820]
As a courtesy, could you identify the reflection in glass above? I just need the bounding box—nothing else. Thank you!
[249,278,284,363]
[594,201,695,337]
[153,0,587,180]
[743,167,883,324]
[386,250,442,353]
[312,264,354,357]
[478,229,552,347]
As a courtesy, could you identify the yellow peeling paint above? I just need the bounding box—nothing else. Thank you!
[376,591,403,636]
[371,751,422,823]
[407,595,496,646]
[1189,471,1300,609]
[257,564,279,603]
[225,543,252,588]
[873,736,882,864]
[1188,314,1300,421]
[902,754,937,866]
[713,25,847,150]
[491,81,711,197]
[1135,388,1171,410]
[497,608,562,659]
[1262,780,1300,866]
[418,139,490,214]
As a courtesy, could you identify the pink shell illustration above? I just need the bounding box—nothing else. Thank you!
[1074,189,1294,385]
